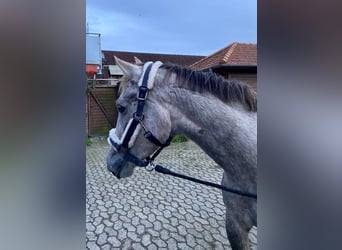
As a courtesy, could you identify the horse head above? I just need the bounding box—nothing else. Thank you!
[106,58,172,178]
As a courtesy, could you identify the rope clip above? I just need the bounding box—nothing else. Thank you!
[145,161,156,171]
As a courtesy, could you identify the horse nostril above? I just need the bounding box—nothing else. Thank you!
[117,105,126,113]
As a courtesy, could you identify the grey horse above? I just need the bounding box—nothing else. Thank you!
[106,58,257,250]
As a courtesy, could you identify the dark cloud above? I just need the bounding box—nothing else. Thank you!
[86,0,256,55]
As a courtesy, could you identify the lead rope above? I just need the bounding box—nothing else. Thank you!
[152,164,257,199]
[144,142,257,199]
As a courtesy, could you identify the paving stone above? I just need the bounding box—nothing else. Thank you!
[147,213,156,223]
[167,237,177,249]
[147,228,159,237]
[178,206,187,215]
[170,217,179,227]
[123,222,136,232]
[184,213,195,223]
[91,209,100,218]
[113,221,122,230]
[178,242,192,250]
[196,238,211,248]
[160,229,169,240]
[213,233,229,244]
[86,222,95,232]
[95,224,104,234]
[127,231,139,241]
[153,220,162,231]
[135,212,147,220]
[87,241,100,250]
[142,234,151,247]
[153,238,167,248]
[107,236,121,247]
[194,216,210,225]
[177,224,187,236]
[203,230,214,243]
[103,219,113,227]
[147,243,158,250]
[110,213,118,221]
[140,219,153,228]
[131,216,140,226]
[104,227,117,236]
[119,214,131,222]
[186,234,196,248]
[136,224,145,234]
[214,241,226,250]
[93,217,102,226]
[99,212,110,219]
[170,232,186,242]
[127,210,135,219]
[156,215,168,224]
[188,209,200,217]
[121,239,133,250]
[194,245,206,250]
[101,244,111,250]
[96,232,108,246]
[86,232,97,242]
[117,228,127,241]
[193,221,205,232]
[131,242,145,250]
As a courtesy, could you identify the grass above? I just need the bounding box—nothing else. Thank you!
[172,135,188,143]
[86,137,92,146]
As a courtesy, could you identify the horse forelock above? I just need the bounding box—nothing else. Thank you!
[118,76,129,94]
[160,64,257,112]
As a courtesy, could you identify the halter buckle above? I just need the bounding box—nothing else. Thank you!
[137,85,148,100]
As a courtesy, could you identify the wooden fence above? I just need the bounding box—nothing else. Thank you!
[86,83,118,137]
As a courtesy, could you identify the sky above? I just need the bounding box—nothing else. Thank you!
[86,0,256,56]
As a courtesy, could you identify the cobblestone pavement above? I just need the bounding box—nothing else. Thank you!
[86,137,257,249]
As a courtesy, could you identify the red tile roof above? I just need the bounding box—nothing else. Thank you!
[190,42,257,70]
[102,50,205,67]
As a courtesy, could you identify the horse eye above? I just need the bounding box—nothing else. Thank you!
[117,105,126,113]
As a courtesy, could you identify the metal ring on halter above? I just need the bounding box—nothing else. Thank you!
[133,112,144,121]
[145,161,156,171]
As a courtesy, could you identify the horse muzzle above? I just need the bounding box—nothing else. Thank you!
[106,152,129,179]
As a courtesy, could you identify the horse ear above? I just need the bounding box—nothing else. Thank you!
[134,56,143,64]
[115,56,141,80]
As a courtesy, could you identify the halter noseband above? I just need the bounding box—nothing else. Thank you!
[107,61,172,167]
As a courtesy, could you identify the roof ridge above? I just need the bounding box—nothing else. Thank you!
[221,42,238,63]
[201,42,235,62]
[190,42,240,68]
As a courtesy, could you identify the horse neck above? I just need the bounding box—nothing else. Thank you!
[166,87,257,177]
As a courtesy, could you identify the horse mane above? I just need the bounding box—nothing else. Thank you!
[161,63,257,112]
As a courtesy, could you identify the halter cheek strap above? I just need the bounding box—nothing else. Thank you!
[138,61,162,89]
